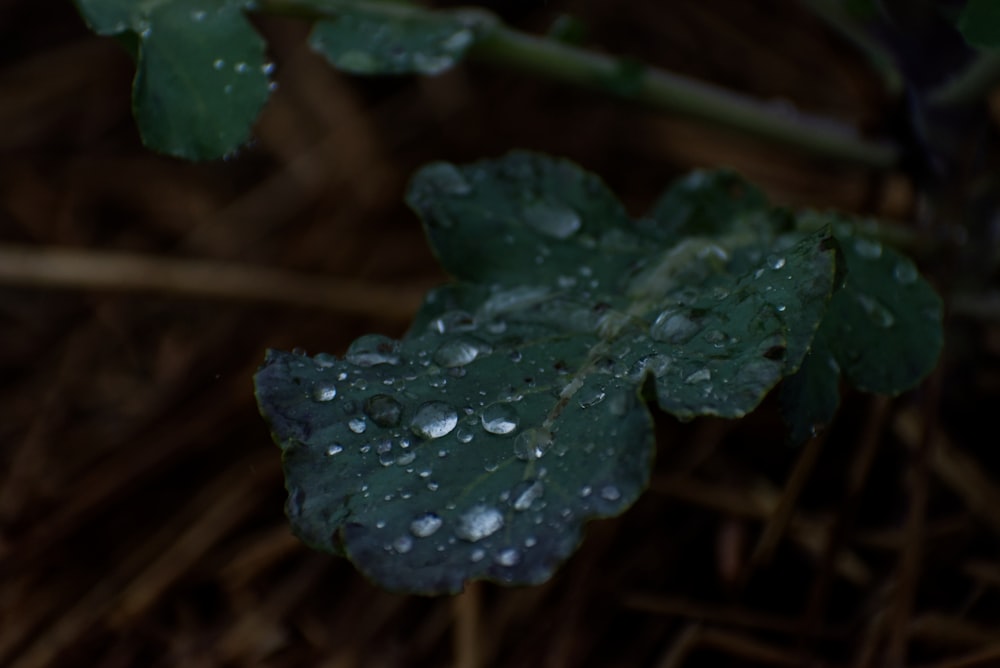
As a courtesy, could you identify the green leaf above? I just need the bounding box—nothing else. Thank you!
[957,0,1000,48]
[309,4,494,75]
[74,0,271,160]
[255,153,844,594]
[824,229,943,393]
[779,218,943,443]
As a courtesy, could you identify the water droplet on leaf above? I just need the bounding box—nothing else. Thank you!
[481,402,520,435]
[856,294,895,328]
[393,535,413,554]
[345,334,401,366]
[326,444,343,456]
[684,368,712,384]
[311,383,337,402]
[523,200,582,239]
[348,417,367,434]
[514,428,553,461]
[433,337,490,368]
[410,512,443,538]
[456,505,504,542]
[511,480,544,511]
[364,394,403,427]
[853,237,883,259]
[495,547,521,566]
[410,401,459,440]
[650,309,700,344]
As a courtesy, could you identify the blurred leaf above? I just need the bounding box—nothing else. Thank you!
[74,0,271,160]
[255,153,846,594]
[309,4,494,75]
[957,0,1000,48]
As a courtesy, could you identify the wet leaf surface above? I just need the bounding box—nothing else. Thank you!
[256,153,940,592]
[74,0,272,160]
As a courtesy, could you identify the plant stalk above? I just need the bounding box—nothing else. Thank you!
[257,0,899,168]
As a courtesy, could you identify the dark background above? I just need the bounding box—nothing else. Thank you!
[1,1,997,666]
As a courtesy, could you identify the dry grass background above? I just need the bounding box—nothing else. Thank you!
[1,1,999,666]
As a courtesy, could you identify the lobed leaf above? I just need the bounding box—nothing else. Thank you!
[74,0,271,160]
[255,153,942,592]
[779,217,943,442]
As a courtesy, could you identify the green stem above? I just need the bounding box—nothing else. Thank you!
[927,51,1000,107]
[257,0,899,168]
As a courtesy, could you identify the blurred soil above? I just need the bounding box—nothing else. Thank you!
[1,1,998,666]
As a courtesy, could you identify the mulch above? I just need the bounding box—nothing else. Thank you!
[1,1,998,666]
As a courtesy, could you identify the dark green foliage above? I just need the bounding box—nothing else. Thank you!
[254,153,942,593]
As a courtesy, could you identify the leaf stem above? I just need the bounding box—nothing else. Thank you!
[255,0,899,168]
[927,51,1000,107]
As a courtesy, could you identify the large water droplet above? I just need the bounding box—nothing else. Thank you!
[856,294,895,328]
[455,505,504,542]
[410,512,443,538]
[345,334,401,366]
[577,385,606,409]
[364,394,403,427]
[494,547,521,566]
[481,402,520,435]
[433,337,490,368]
[514,428,553,461]
[853,237,883,259]
[410,401,458,440]
[650,309,700,344]
[523,201,582,239]
[311,383,337,402]
[511,480,544,511]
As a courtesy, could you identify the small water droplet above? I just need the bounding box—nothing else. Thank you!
[894,259,918,285]
[704,330,727,347]
[430,310,476,334]
[853,237,883,259]
[364,394,403,427]
[684,368,712,384]
[345,334,402,366]
[775,304,787,313]
[191,9,207,21]
[600,485,622,501]
[494,547,521,566]
[393,535,413,554]
[650,309,700,344]
[523,200,582,239]
[579,486,592,498]
[213,58,225,70]
[481,402,520,435]
[348,418,367,434]
[524,536,537,548]
[511,480,544,511]
[768,255,786,270]
[455,426,475,444]
[261,61,276,76]
[410,512,443,538]
[234,61,248,73]
[470,548,486,562]
[326,444,343,456]
[513,428,553,461]
[410,401,458,440]
[395,451,416,466]
[456,505,504,542]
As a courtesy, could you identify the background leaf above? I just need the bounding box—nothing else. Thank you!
[74,0,271,159]
[309,4,494,75]
[256,154,846,594]
[957,0,1000,48]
